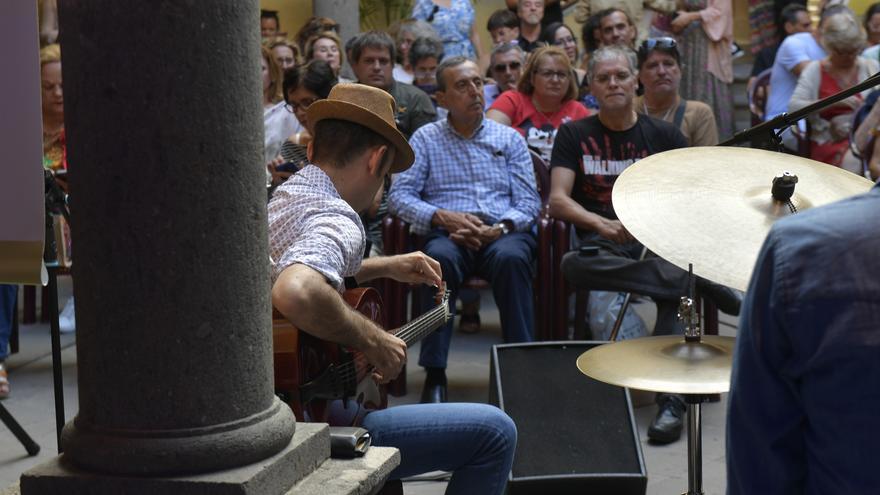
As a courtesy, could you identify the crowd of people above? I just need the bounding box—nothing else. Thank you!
[8,0,878,493]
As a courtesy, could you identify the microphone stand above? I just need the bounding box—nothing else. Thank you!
[720,70,880,150]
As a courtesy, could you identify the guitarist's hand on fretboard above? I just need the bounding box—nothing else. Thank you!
[363,330,407,385]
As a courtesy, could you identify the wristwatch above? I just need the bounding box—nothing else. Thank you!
[492,221,511,235]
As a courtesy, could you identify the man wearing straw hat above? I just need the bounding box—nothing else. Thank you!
[268,83,516,493]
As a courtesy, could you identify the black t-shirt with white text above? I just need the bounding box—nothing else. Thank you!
[550,114,688,221]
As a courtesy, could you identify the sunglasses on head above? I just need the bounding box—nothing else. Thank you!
[640,37,677,52]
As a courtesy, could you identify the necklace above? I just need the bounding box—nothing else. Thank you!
[642,98,676,122]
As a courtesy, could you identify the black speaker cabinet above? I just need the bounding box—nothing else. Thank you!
[490,341,647,495]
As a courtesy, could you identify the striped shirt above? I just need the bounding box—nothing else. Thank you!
[388,118,540,235]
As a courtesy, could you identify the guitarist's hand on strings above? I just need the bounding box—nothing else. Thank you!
[385,252,443,288]
[364,331,407,384]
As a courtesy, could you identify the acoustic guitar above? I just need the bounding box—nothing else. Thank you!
[273,287,450,426]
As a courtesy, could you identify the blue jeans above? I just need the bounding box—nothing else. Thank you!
[416,230,536,368]
[0,285,17,362]
[362,403,516,494]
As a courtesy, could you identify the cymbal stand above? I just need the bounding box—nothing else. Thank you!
[679,264,707,495]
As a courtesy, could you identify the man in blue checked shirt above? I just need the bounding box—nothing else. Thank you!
[388,56,541,404]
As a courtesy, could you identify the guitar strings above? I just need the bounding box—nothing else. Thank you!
[330,302,450,384]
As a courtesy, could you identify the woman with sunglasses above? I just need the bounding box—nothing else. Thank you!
[487,45,591,161]
[636,37,718,146]
[268,60,337,187]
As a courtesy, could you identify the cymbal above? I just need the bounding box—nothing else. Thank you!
[576,335,735,394]
[612,147,874,292]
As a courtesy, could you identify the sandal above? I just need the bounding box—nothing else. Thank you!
[0,362,9,400]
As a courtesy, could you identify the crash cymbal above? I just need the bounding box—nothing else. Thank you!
[612,147,874,292]
[576,335,735,394]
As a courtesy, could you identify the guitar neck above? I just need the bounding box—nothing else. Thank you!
[391,296,450,346]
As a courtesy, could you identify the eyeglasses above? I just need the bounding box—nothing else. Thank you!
[536,69,569,80]
[639,37,677,53]
[493,61,522,73]
[285,98,318,113]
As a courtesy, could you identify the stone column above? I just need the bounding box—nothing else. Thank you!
[53,0,295,476]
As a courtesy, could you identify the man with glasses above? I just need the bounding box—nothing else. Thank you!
[349,31,436,139]
[389,57,541,404]
[484,42,526,109]
[549,45,740,444]
[409,36,447,120]
[636,37,718,146]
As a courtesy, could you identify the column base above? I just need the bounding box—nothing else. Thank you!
[59,397,295,476]
[20,423,327,495]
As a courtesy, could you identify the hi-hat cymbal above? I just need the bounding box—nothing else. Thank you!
[612,147,874,292]
[576,335,735,394]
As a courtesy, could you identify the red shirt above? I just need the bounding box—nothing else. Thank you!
[489,90,591,161]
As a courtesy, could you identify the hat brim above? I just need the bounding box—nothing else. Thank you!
[307,99,415,173]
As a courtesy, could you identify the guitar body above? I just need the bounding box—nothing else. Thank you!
[273,287,388,426]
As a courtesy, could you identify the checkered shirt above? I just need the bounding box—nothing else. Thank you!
[268,164,364,290]
[388,118,540,235]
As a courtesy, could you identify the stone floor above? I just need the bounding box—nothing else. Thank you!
[0,281,738,494]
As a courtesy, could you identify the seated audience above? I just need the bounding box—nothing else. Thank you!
[541,21,588,88]
[305,31,348,81]
[726,180,880,495]
[516,0,546,52]
[749,4,812,89]
[263,46,303,166]
[268,83,517,495]
[393,19,438,84]
[266,37,300,71]
[41,43,66,173]
[765,6,850,126]
[388,57,541,404]
[486,8,520,46]
[488,45,591,161]
[549,45,740,444]
[866,2,880,48]
[574,0,676,45]
[260,9,281,39]
[483,42,526,109]
[349,31,436,138]
[269,60,338,187]
[789,11,877,169]
[850,91,880,179]
[409,37,447,119]
[411,0,483,65]
[635,37,718,145]
[295,16,340,53]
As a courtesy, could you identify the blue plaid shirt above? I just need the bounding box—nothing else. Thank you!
[388,118,540,235]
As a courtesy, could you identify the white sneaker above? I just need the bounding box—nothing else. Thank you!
[59,296,76,334]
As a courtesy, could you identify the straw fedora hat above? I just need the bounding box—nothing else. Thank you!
[307,83,414,173]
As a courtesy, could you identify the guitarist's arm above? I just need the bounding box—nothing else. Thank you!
[272,264,407,384]
[355,252,442,286]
